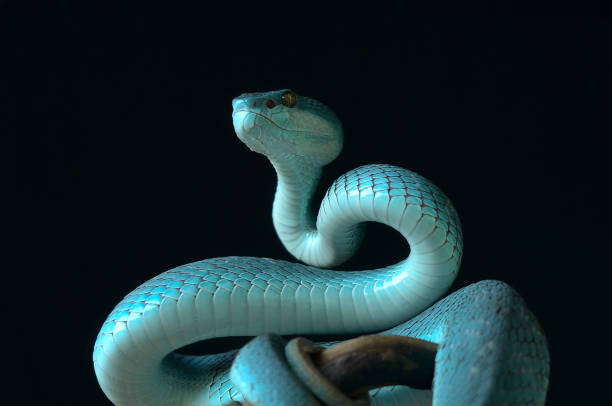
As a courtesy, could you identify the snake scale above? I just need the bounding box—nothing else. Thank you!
[93,90,550,405]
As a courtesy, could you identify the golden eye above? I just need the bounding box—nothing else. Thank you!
[281,91,296,108]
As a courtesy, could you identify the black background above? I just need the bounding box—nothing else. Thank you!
[6,2,611,405]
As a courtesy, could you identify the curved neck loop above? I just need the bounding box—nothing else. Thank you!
[270,155,322,259]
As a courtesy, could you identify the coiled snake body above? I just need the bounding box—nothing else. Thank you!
[93,90,550,405]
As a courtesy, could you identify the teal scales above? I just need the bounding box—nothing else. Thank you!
[93,90,549,405]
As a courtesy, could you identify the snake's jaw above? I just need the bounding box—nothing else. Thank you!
[232,90,343,167]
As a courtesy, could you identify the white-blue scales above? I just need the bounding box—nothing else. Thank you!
[93,89,550,406]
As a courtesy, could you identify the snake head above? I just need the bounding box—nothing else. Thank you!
[232,89,343,166]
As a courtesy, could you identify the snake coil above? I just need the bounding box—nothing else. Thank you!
[94,90,549,405]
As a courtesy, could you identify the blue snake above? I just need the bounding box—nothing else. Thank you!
[93,89,550,405]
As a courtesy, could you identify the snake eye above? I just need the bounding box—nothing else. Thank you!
[281,91,297,108]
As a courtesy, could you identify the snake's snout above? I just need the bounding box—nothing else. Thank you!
[232,94,268,157]
[231,97,247,113]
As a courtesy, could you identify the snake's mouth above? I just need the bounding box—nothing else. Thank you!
[233,109,291,133]
[232,109,333,137]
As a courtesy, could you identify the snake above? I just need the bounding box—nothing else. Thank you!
[93,89,550,405]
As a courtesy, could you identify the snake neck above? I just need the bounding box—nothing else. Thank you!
[270,156,322,256]
[270,155,365,268]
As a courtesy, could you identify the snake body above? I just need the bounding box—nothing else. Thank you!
[93,90,549,405]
